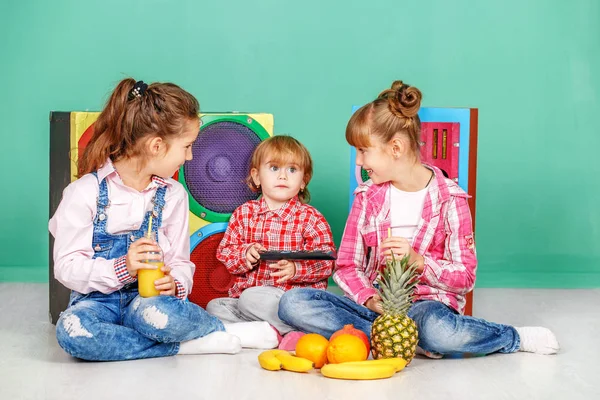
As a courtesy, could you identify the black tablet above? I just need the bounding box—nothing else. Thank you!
[259,251,337,261]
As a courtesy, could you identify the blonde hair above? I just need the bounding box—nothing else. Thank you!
[346,80,422,156]
[246,135,313,203]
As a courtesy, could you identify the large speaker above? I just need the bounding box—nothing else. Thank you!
[49,111,273,324]
[348,106,478,316]
[188,223,233,308]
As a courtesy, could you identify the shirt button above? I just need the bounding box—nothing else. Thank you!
[130,235,136,241]
[94,244,101,251]
[98,213,106,221]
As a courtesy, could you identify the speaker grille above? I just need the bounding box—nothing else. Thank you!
[188,231,234,309]
[184,121,260,215]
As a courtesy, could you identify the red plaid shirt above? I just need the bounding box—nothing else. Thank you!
[217,196,335,298]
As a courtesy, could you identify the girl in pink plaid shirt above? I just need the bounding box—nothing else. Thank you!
[208,136,335,349]
[279,81,559,357]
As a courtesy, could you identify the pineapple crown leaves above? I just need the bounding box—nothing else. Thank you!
[375,253,419,315]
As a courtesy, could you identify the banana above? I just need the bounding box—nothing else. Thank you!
[258,350,287,371]
[321,363,396,380]
[341,357,407,372]
[274,352,314,373]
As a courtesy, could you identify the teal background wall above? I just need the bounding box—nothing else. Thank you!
[1,0,598,287]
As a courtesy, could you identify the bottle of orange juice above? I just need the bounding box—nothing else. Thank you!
[137,231,165,298]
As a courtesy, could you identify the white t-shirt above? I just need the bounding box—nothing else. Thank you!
[390,185,428,242]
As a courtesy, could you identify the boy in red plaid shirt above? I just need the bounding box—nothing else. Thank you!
[207,135,335,349]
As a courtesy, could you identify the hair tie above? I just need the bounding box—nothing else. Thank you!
[128,80,148,100]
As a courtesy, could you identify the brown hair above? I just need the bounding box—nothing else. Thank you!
[346,80,422,156]
[78,78,199,176]
[246,135,314,203]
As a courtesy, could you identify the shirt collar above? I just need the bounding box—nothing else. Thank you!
[256,196,301,220]
[364,164,453,219]
[97,158,170,190]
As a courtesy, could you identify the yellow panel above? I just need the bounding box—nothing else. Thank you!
[248,113,274,135]
[69,112,100,182]
[189,213,209,236]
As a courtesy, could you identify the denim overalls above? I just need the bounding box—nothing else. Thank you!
[55,172,224,361]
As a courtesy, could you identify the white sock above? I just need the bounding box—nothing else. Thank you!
[178,331,241,355]
[224,321,279,349]
[515,327,560,355]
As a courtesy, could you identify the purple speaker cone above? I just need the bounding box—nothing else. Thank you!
[184,121,261,214]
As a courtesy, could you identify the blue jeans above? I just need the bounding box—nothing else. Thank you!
[278,288,520,355]
[56,288,225,361]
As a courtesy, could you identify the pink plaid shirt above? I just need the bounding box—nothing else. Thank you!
[333,166,477,314]
[217,196,335,298]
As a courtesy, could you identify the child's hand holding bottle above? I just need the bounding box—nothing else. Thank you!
[125,235,163,278]
[129,230,167,298]
[153,265,176,296]
[379,236,424,273]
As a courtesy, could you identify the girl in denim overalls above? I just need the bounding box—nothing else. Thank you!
[49,79,277,361]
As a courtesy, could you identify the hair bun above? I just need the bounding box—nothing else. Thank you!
[379,80,422,119]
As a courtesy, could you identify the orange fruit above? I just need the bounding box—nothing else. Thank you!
[330,324,370,354]
[326,333,368,364]
[295,333,329,368]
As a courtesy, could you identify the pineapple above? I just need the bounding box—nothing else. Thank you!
[370,254,419,363]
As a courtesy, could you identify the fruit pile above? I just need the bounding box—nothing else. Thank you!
[257,325,407,380]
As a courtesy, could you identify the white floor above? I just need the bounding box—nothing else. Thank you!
[1,283,598,400]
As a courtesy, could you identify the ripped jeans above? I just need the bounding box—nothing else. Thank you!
[56,287,225,361]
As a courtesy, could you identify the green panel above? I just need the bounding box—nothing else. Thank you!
[1,0,599,289]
